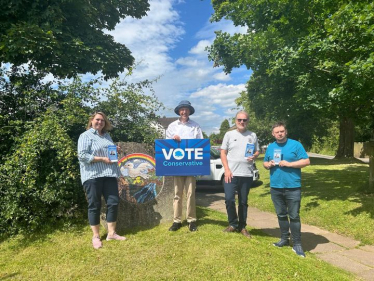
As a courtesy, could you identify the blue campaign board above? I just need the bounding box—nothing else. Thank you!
[155,139,211,176]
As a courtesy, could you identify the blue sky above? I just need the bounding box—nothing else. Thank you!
[107,0,252,135]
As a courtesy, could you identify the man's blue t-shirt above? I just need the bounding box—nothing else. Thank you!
[264,139,308,188]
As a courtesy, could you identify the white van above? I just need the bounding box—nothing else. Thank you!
[197,147,260,188]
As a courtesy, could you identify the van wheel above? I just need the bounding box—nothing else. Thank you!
[221,176,225,188]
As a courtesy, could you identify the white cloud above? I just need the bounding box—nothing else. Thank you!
[187,83,246,134]
[188,40,211,55]
[175,57,200,67]
[107,0,184,80]
[213,72,231,81]
[102,0,250,135]
[191,83,245,101]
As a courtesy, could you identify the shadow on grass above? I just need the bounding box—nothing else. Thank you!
[0,273,20,280]
[303,160,373,219]
[196,195,332,252]
[196,207,228,229]
[247,227,330,252]
[0,214,88,249]
[256,156,373,219]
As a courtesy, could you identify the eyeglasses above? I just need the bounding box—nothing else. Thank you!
[237,119,248,122]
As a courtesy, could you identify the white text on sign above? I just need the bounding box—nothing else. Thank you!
[162,148,203,160]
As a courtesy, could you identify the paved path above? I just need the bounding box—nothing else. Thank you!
[307,152,370,164]
[196,190,374,281]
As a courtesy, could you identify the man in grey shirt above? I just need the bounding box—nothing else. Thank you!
[220,111,260,238]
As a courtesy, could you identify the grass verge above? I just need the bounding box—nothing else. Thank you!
[0,208,355,280]
[250,156,374,245]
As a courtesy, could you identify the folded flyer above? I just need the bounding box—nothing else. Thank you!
[108,145,118,162]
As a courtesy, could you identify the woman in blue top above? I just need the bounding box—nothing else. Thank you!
[78,112,126,249]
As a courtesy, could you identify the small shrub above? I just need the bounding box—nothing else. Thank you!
[310,122,339,156]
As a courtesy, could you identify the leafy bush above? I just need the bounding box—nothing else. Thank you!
[0,74,165,236]
[310,122,339,156]
[0,112,84,235]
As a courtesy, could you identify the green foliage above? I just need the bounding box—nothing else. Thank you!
[0,69,164,235]
[0,67,65,160]
[0,0,150,79]
[235,91,274,145]
[95,77,165,144]
[209,132,221,146]
[211,119,231,145]
[219,119,230,135]
[251,156,373,243]
[0,112,83,235]
[309,122,340,156]
[209,0,374,156]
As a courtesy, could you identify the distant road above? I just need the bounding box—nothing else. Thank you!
[307,152,369,164]
[307,152,334,159]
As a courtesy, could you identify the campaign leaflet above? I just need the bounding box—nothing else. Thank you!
[244,143,255,159]
[273,149,282,165]
[108,145,118,162]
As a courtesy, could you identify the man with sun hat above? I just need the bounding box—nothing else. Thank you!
[166,100,203,232]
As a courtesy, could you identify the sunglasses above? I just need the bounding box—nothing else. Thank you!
[237,119,248,122]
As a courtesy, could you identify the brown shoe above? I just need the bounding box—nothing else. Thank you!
[223,226,237,232]
[240,228,252,239]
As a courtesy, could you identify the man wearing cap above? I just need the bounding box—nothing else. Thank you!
[220,111,260,238]
[166,100,203,232]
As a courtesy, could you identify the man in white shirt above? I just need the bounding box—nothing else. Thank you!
[220,111,260,238]
[166,100,203,232]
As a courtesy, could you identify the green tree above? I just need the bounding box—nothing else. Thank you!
[219,119,230,139]
[235,91,274,146]
[0,67,67,160]
[209,132,220,146]
[0,73,164,235]
[0,0,150,79]
[94,78,165,143]
[208,0,374,158]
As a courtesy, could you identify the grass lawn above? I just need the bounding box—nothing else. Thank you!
[0,208,355,281]
[250,156,374,245]
[1,155,371,280]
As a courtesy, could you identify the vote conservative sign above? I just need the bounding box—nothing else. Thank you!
[155,139,211,176]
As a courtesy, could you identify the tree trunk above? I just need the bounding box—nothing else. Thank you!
[335,117,355,158]
[369,132,374,192]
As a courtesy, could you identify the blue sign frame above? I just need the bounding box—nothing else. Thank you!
[155,139,211,176]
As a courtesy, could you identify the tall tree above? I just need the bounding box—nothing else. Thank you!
[208,0,374,158]
[235,91,274,146]
[0,67,66,161]
[0,0,150,79]
[219,119,230,138]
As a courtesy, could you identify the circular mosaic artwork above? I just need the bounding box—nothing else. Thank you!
[118,153,163,204]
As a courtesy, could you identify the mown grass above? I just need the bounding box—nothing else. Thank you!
[250,156,374,245]
[0,208,355,281]
[1,155,371,280]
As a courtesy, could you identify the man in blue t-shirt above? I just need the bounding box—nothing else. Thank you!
[263,122,310,257]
